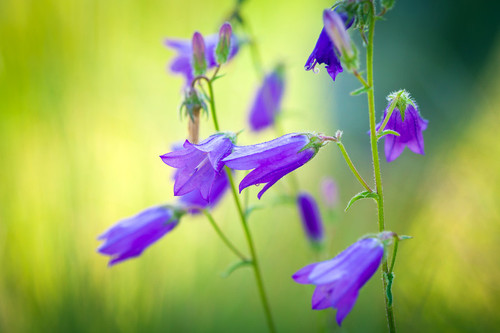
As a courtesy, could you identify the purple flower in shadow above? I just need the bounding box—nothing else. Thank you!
[292,238,384,325]
[178,170,229,214]
[248,66,285,131]
[97,205,181,266]
[305,11,353,82]
[223,133,320,199]
[165,33,239,86]
[297,192,324,243]
[376,103,428,162]
[160,133,234,200]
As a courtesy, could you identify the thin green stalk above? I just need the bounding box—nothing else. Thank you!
[365,2,396,332]
[336,142,372,192]
[206,75,276,333]
[225,167,276,333]
[389,237,399,273]
[203,210,248,261]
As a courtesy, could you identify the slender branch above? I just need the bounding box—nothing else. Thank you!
[389,237,399,273]
[353,69,370,88]
[366,2,396,332]
[225,167,277,333]
[336,142,372,192]
[204,73,276,332]
[203,210,248,261]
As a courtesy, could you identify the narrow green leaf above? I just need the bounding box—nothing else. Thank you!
[345,191,379,211]
[384,272,395,307]
[211,74,226,82]
[350,85,372,96]
[220,260,253,278]
[398,235,413,241]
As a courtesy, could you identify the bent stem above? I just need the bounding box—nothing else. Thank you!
[203,210,248,261]
[365,1,396,332]
[206,77,276,333]
[336,142,372,192]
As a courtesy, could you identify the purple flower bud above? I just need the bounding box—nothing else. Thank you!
[160,133,235,200]
[321,177,338,208]
[223,133,326,199]
[165,32,240,86]
[375,93,428,162]
[292,237,384,325]
[323,10,353,58]
[305,11,353,82]
[97,205,181,266]
[215,22,232,65]
[248,65,285,131]
[297,192,324,243]
[192,32,207,76]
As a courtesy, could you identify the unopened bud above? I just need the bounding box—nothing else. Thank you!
[215,22,232,65]
[323,9,354,58]
[192,32,206,76]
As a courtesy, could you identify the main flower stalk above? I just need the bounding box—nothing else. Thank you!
[365,2,396,332]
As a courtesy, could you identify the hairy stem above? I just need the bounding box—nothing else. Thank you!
[366,2,396,332]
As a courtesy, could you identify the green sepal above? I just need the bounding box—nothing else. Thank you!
[350,85,372,96]
[220,259,253,278]
[345,190,379,211]
[383,271,395,307]
[381,0,396,10]
[377,130,400,139]
[398,235,413,241]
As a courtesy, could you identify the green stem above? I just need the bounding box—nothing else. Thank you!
[365,2,396,332]
[206,79,220,132]
[203,210,248,261]
[225,167,277,333]
[389,237,399,273]
[206,76,276,333]
[336,142,372,192]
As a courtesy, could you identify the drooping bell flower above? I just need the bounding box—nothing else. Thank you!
[160,133,235,200]
[248,65,285,132]
[322,10,354,60]
[223,133,329,199]
[297,192,324,243]
[375,91,428,162]
[165,25,240,86]
[305,10,353,82]
[292,236,385,325]
[97,205,182,266]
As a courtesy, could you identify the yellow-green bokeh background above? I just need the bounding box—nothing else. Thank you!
[1,0,500,332]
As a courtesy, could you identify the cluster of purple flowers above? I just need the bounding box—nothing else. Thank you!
[97,4,427,328]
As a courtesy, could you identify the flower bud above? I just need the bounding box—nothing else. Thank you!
[191,31,206,76]
[297,192,324,243]
[323,9,354,59]
[215,22,232,65]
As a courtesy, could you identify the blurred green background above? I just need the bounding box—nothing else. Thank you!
[1,0,500,332]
